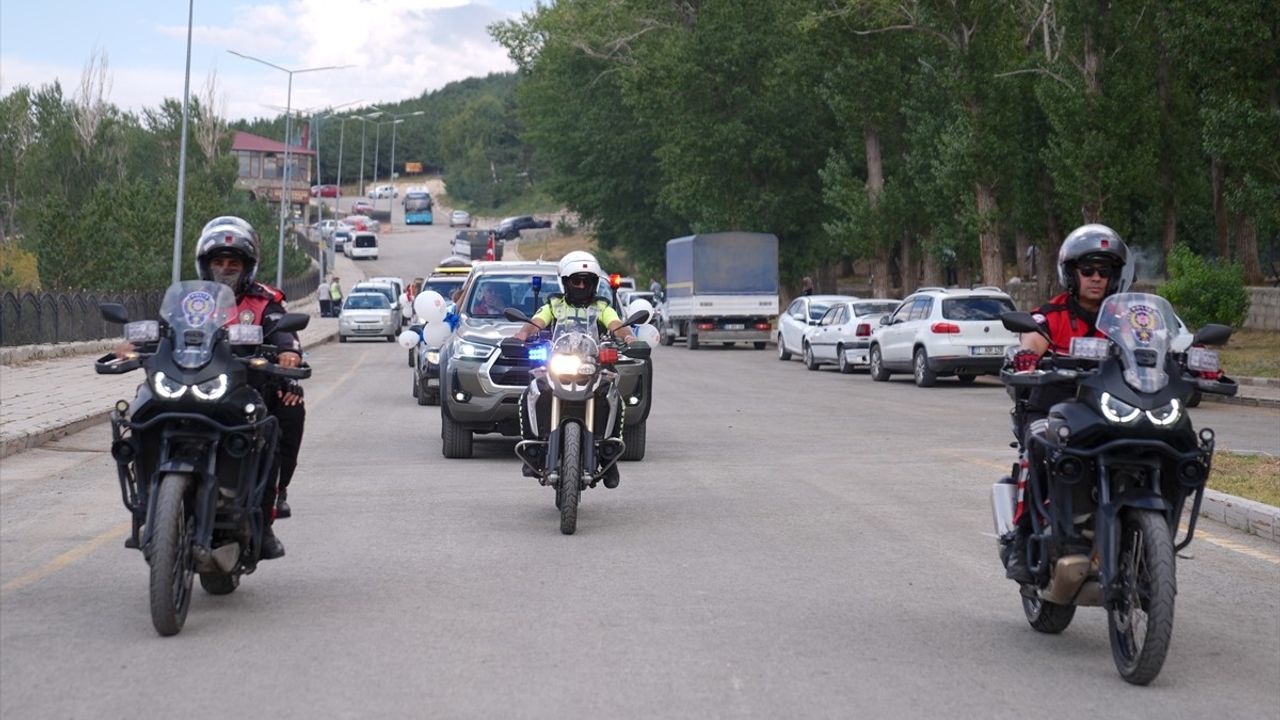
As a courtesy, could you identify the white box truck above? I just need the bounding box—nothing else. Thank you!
[659,232,779,350]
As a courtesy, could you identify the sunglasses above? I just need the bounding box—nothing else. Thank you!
[1077,264,1114,279]
[567,276,591,288]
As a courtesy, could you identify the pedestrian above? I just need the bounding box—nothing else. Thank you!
[316,278,330,318]
[328,276,343,317]
[801,276,814,296]
[649,275,663,300]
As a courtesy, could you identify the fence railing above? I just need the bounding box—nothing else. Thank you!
[1,267,321,347]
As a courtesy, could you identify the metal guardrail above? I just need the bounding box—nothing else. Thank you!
[1,267,321,347]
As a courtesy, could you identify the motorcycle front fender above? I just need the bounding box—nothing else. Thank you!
[1098,489,1172,604]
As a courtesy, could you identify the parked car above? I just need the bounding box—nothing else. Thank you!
[449,210,472,228]
[777,295,857,362]
[351,200,375,215]
[801,299,902,372]
[436,261,652,459]
[868,287,1019,387]
[347,232,379,260]
[310,184,340,198]
[332,229,352,254]
[338,292,397,343]
[344,214,380,233]
[369,184,398,199]
[493,215,552,241]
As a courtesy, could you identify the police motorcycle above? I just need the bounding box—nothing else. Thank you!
[500,305,651,535]
[992,292,1237,685]
[95,281,310,636]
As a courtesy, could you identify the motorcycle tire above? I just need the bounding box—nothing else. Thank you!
[199,571,240,596]
[1021,593,1076,634]
[1107,509,1176,686]
[558,423,583,535]
[149,473,195,636]
[621,422,646,461]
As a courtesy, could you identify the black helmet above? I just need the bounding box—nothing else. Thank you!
[196,222,260,296]
[1057,224,1133,297]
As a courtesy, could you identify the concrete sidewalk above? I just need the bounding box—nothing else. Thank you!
[0,254,367,458]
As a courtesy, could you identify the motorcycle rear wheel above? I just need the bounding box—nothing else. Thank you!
[558,423,583,535]
[149,473,195,636]
[1108,509,1176,685]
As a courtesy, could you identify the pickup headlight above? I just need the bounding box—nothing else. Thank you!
[454,340,495,360]
[425,351,440,364]
[191,374,229,401]
[153,371,188,400]
[1100,392,1141,424]
[1146,399,1181,426]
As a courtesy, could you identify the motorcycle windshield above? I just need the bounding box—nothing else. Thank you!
[1096,293,1178,393]
[550,305,600,359]
[160,281,236,369]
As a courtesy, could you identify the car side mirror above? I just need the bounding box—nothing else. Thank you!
[268,312,311,336]
[879,315,891,326]
[1191,323,1232,347]
[1001,311,1044,336]
[503,308,532,324]
[100,303,129,324]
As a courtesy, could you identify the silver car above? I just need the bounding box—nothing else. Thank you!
[449,209,472,227]
[802,299,902,372]
[338,292,397,343]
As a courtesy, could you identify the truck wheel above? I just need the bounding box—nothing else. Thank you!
[688,331,699,351]
[442,412,473,458]
[753,341,767,350]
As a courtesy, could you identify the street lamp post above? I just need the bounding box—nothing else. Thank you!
[356,112,382,198]
[171,0,195,284]
[227,50,350,287]
[385,111,424,220]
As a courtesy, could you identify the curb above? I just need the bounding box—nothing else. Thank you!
[1197,489,1280,545]
[1200,391,1280,410]
[0,326,339,460]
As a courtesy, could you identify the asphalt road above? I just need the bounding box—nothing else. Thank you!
[2,216,1278,718]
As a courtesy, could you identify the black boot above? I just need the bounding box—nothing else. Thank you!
[275,487,291,519]
[1002,529,1032,584]
[602,462,620,489]
[261,526,286,560]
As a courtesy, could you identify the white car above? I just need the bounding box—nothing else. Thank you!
[351,281,401,320]
[369,184,398,199]
[869,287,1019,387]
[776,295,857,362]
[338,293,398,343]
[801,298,902,372]
[449,210,472,227]
[346,232,379,260]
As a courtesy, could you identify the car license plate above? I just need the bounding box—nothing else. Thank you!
[724,323,745,330]
[970,345,1004,356]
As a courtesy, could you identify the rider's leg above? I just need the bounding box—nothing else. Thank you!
[273,401,305,519]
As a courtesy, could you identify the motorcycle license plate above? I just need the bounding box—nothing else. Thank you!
[724,323,745,330]
[970,345,1004,356]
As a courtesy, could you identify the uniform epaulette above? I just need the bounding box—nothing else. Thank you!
[252,282,286,303]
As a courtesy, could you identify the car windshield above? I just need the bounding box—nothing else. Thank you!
[423,277,465,299]
[158,280,237,370]
[942,297,1015,321]
[853,302,899,316]
[809,303,831,322]
[345,294,389,310]
[353,285,393,303]
[468,274,556,319]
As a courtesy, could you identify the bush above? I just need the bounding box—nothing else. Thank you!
[1158,245,1250,329]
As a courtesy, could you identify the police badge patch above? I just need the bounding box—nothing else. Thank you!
[181,291,216,327]
[1126,304,1162,345]
[239,309,256,326]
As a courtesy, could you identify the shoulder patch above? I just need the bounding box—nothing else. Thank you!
[1031,313,1047,324]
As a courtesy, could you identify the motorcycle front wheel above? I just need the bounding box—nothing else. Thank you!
[149,473,195,636]
[558,422,583,535]
[1108,509,1176,685]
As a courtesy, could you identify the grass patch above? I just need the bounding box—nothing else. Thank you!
[1209,451,1280,507]
[512,232,595,262]
[437,187,562,220]
[1217,329,1280,379]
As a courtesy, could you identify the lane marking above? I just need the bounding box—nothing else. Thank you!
[2,348,369,595]
[1,521,131,594]
[948,450,1280,565]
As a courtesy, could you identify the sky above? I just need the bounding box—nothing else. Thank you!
[0,0,534,120]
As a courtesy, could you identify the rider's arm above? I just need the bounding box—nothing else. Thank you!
[606,319,636,345]
[513,317,546,341]
[1019,331,1049,356]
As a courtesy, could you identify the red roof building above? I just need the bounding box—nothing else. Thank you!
[230,131,314,206]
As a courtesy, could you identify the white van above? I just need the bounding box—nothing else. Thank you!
[348,232,379,260]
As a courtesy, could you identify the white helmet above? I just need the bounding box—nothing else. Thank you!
[558,250,606,306]
[558,250,605,281]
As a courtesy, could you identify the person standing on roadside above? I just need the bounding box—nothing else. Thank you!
[328,276,343,317]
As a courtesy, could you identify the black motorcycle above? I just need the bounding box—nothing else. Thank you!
[96,281,310,636]
[992,292,1237,684]
[502,306,650,535]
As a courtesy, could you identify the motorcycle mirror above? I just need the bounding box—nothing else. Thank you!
[99,303,129,324]
[1191,323,1232,347]
[1001,311,1045,337]
[503,308,532,324]
[621,310,649,327]
[268,312,311,336]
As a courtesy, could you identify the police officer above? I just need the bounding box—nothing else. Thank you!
[511,251,637,488]
[1002,224,1134,582]
[194,216,307,559]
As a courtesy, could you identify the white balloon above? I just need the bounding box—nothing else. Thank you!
[635,323,660,345]
[627,298,654,325]
[413,290,447,322]
[422,321,451,347]
[397,330,420,349]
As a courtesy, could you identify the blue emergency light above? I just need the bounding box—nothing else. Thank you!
[528,344,549,363]
[531,276,543,292]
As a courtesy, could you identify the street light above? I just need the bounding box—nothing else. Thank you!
[171,0,195,284]
[355,111,383,198]
[227,50,351,287]
[384,110,425,221]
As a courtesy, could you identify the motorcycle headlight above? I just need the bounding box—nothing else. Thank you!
[1100,392,1141,424]
[153,371,188,400]
[454,340,495,360]
[549,353,583,378]
[191,373,229,401]
[1146,398,1181,426]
